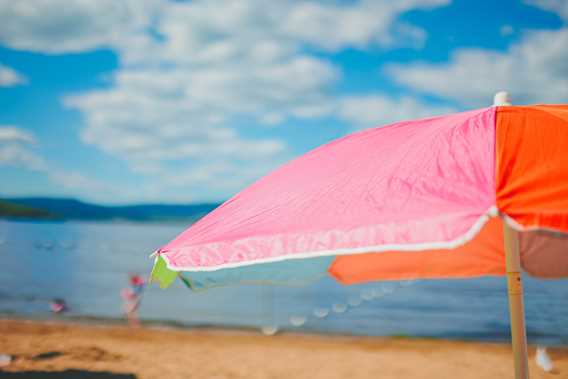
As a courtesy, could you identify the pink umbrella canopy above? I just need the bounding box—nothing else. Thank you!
[151,104,568,289]
[160,107,495,271]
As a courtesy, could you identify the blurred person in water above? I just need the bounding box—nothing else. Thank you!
[121,273,146,327]
[49,298,68,314]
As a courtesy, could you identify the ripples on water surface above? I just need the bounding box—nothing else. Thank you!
[0,220,567,344]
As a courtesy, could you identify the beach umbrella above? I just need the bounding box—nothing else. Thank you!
[151,92,568,379]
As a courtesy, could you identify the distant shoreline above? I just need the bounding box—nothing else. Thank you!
[0,216,191,225]
[0,197,220,222]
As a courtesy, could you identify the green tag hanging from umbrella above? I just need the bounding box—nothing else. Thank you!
[150,255,178,289]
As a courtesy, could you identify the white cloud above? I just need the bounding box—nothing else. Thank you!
[386,28,568,106]
[0,125,118,199]
[281,0,448,51]
[0,0,453,200]
[0,0,447,55]
[0,0,162,54]
[0,126,35,143]
[338,95,456,127]
[0,63,27,86]
[0,144,44,170]
[500,25,514,36]
[48,170,117,194]
[525,0,568,21]
[60,0,450,198]
[0,125,44,169]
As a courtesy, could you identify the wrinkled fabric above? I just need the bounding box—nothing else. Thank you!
[496,105,568,233]
[495,105,568,279]
[159,107,497,271]
[330,217,505,284]
[520,230,568,278]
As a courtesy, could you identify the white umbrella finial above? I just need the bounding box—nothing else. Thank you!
[494,91,512,106]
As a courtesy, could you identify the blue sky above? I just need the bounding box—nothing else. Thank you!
[0,0,566,204]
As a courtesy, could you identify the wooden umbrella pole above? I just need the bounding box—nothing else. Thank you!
[503,222,529,379]
[494,91,529,379]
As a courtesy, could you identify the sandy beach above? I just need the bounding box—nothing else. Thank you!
[0,320,566,379]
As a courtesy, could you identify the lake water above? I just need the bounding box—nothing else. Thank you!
[1,219,567,345]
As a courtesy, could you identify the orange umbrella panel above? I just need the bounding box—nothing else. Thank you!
[329,217,506,284]
[496,105,568,233]
[496,105,568,279]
